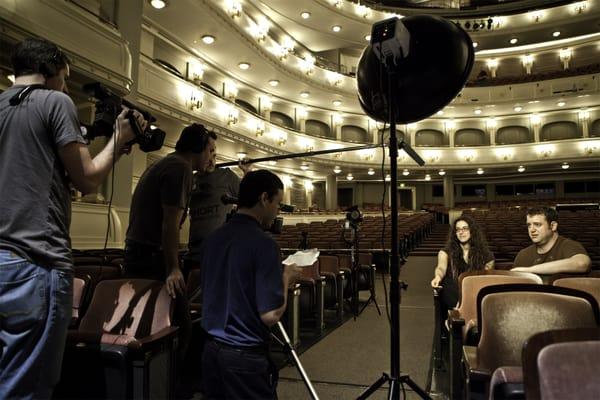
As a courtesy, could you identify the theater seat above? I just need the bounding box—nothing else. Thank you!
[463,284,599,400]
[70,273,91,329]
[553,277,600,318]
[522,328,600,400]
[55,279,178,399]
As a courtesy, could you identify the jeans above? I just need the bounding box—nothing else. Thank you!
[0,250,73,400]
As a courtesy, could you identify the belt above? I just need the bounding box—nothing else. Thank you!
[208,336,268,355]
[125,241,161,254]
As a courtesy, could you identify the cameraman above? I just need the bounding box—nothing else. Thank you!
[200,170,301,399]
[123,123,215,393]
[0,38,144,399]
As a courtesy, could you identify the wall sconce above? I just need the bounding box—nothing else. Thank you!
[494,148,514,161]
[187,89,203,111]
[581,142,598,155]
[530,114,541,126]
[486,117,497,129]
[402,169,410,176]
[260,96,272,112]
[249,17,269,41]
[346,173,354,181]
[578,109,590,121]
[236,152,247,160]
[424,174,432,181]
[522,54,533,74]
[185,61,204,83]
[327,71,343,87]
[226,0,242,18]
[255,120,265,137]
[536,144,554,158]
[224,80,238,100]
[281,36,295,55]
[367,168,375,176]
[332,113,344,125]
[559,48,572,69]
[333,153,342,159]
[227,108,239,125]
[332,0,342,9]
[572,1,587,14]
[271,44,288,61]
[360,149,374,161]
[486,59,498,78]
[299,55,315,75]
[458,149,476,162]
[300,163,309,171]
[438,169,446,176]
[277,133,287,146]
[356,4,371,18]
[333,166,342,174]
[424,150,440,163]
[529,10,544,22]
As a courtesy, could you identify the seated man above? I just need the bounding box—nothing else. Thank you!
[511,207,591,280]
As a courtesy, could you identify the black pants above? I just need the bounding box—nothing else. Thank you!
[123,242,192,368]
[201,339,278,400]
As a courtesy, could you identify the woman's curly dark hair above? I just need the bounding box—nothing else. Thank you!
[445,215,492,278]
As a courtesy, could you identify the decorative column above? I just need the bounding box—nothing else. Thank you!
[326,174,338,210]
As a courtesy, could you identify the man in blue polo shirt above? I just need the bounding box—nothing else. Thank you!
[200,170,300,399]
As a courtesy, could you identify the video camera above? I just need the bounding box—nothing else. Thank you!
[82,82,165,152]
[221,194,294,235]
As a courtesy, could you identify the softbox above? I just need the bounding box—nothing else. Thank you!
[357,15,474,124]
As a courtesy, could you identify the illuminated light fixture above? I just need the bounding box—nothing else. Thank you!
[529,10,544,22]
[327,71,343,86]
[522,54,534,74]
[579,109,590,120]
[187,89,204,111]
[437,110,444,116]
[536,144,554,158]
[582,142,597,155]
[399,183,405,188]
[424,150,440,163]
[277,133,287,146]
[227,108,239,125]
[365,34,371,41]
[332,0,342,8]
[238,62,250,70]
[444,119,456,131]
[260,96,273,112]
[531,114,541,125]
[476,168,484,175]
[518,165,526,173]
[402,169,410,176]
[150,0,168,9]
[438,169,446,176]
[304,180,314,191]
[559,48,572,69]
[424,174,431,181]
[332,100,342,107]
[553,31,561,37]
[268,79,279,87]
[572,1,587,14]
[299,54,316,75]
[557,100,566,107]
[300,163,309,171]
[487,117,497,129]
[346,173,354,181]
[236,152,247,160]
[333,166,342,174]
[297,106,308,119]
[300,91,310,98]
[385,174,391,182]
[186,60,204,82]
[281,36,295,55]
[301,11,311,19]
[201,35,215,44]
[332,113,344,125]
[268,160,277,166]
[509,38,518,45]
[356,4,370,18]
[474,108,482,115]
[368,168,375,176]
[528,100,540,104]
[459,149,476,162]
[561,162,570,170]
[332,25,342,33]
[255,120,265,137]
[270,44,289,60]
[486,58,498,77]
[495,148,513,161]
[514,105,523,112]
[226,0,242,18]
[224,80,238,100]
[472,42,478,48]
[249,17,270,41]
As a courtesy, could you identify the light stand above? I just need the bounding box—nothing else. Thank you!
[357,70,429,400]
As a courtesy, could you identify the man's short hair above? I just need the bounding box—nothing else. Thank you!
[11,38,70,78]
[526,206,558,224]
[175,123,216,153]
[238,170,283,209]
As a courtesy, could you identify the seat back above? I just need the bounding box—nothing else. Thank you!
[79,279,173,339]
[553,277,600,312]
[476,284,599,373]
[318,255,340,276]
[523,328,600,400]
[71,274,90,328]
[455,271,542,338]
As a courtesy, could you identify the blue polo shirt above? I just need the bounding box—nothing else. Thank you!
[200,213,283,347]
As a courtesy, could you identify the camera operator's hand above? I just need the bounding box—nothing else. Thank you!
[115,108,147,150]
[166,267,186,299]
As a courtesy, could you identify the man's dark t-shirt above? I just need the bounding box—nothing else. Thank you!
[126,153,192,247]
[513,236,588,279]
[200,213,283,347]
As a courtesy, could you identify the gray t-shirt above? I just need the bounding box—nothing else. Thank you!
[126,153,192,247]
[188,168,241,248]
[0,85,85,269]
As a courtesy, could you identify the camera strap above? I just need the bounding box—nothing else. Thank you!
[9,84,45,106]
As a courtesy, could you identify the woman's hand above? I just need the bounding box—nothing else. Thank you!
[431,275,442,289]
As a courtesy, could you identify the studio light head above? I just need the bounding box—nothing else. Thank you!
[345,205,363,228]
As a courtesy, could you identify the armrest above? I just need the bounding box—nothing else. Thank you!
[463,345,491,381]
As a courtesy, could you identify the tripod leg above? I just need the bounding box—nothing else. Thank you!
[399,375,433,399]
[356,373,389,400]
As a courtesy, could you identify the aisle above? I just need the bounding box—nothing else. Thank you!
[277,255,438,400]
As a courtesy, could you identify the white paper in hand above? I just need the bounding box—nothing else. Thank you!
[282,249,320,267]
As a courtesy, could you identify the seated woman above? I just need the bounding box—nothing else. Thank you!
[431,215,494,314]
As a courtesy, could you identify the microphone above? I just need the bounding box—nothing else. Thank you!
[220,194,295,212]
